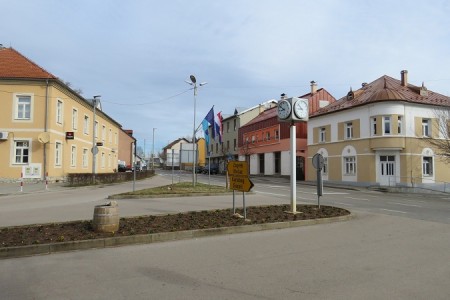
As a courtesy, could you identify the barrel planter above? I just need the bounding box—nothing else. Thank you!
[93,201,119,233]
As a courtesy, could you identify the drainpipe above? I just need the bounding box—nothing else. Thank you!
[43,79,49,180]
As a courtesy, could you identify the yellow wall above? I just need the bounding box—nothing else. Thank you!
[0,80,121,181]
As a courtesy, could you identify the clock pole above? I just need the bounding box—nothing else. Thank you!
[290,121,297,213]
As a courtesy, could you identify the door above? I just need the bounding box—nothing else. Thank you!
[379,155,395,186]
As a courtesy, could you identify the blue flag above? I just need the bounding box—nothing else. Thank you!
[202,119,210,145]
[204,106,215,139]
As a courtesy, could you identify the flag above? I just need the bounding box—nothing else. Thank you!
[202,119,210,145]
[204,106,215,140]
[214,111,223,143]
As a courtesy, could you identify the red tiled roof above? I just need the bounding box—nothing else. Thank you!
[312,74,450,117]
[0,47,56,79]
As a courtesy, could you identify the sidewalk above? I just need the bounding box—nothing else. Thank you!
[0,181,67,196]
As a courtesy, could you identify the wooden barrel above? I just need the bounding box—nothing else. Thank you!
[93,202,119,233]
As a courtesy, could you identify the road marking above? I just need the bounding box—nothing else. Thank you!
[334,202,353,206]
[345,197,369,201]
[254,191,286,197]
[267,185,286,188]
[388,202,422,207]
[380,209,407,214]
[323,192,349,195]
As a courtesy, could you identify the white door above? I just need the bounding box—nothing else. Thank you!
[379,155,396,186]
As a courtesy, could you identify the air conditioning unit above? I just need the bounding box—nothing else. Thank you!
[0,131,8,140]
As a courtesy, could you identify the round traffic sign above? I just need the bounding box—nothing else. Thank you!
[312,153,324,170]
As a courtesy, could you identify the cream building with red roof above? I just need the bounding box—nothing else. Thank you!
[0,46,123,181]
[307,70,450,189]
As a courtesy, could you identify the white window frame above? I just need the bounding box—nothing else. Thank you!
[108,153,112,168]
[71,145,77,167]
[14,94,33,121]
[422,156,433,176]
[109,128,112,143]
[56,99,63,125]
[343,156,356,175]
[82,148,89,168]
[102,125,106,142]
[383,116,391,135]
[55,142,62,166]
[345,122,353,139]
[371,117,377,136]
[422,119,431,137]
[397,116,402,134]
[319,127,326,143]
[13,140,31,164]
[94,121,99,139]
[101,152,105,168]
[84,115,90,135]
[114,132,118,145]
[72,108,78,130]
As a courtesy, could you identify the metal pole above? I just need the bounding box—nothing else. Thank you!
[171,149,174,185]
[92,96,100,184]
[133,141,136,192]
[233,189,236,214]
[152,128,156,169]
[290,124,297,213]
[243,191,246,219]
[192,84,197,187]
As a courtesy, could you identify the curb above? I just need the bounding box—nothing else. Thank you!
[108,192,235,199]
[0,213,355,259]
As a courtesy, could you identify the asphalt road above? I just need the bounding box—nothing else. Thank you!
[1,170,450,299]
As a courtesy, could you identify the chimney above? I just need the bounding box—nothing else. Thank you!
[401,70,408,86]
[310,81,317,94]
[259,103,264,114]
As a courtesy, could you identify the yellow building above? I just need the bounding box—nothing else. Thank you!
[307,70,450,189]
[0,47,122,181]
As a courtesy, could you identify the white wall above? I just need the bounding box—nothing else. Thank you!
[281,151,290,176]
[250,154,259,175]
[264,152,275,175]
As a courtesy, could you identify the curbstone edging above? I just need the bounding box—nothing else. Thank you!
[0,213,355,259]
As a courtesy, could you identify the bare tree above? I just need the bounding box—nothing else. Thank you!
[423,108,450,163]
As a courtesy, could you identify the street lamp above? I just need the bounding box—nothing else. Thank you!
[92,95,101,184]
[185,75,207,187]
[152,128,157,169]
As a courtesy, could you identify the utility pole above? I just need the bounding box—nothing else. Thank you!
[91,95,101,184]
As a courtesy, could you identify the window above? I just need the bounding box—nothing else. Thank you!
[344,156,356,175]
[371,117,377,135]
[226,140,230,151]
[383,116,391,135]
[227,122,230,133]
[345,122,353,139]
[319,127,326,143]
[423,157,433,176]
[322,157,328,175]
[233,119,237,131]
[216,143,218,153]
[102,125,106,141]
[274,152,281,173]
[114,132,118,145]
[275,130,279,140]
[14,141,29,164]
[84,116,90,134]
[266,132,270,141]
[398,116,402,134]
[101,152,105,168]
[15,95,31,120]
[109,129,112,143]
[108,154,112,168]
[55,142,62,166]
[82,149,88,168]
[252,135,255,144]
[71,146,77,167]
[94,121,98,138]
[233,139,237,151]
[422,119,431,137]
[210,144,213,153]
[72,109,78,130]
[56,100,63,124]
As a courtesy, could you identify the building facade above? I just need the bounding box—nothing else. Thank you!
[238,82,336,179]
[307,71,450,188]
[0,47,123,181]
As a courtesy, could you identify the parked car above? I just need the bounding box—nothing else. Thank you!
[195,166,205,173]
[202,164,219,175]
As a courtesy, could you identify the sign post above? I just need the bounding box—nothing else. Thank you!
[312,153,324,209]
[227,161,254,218]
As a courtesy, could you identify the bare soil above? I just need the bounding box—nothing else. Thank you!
[0,204,349,248]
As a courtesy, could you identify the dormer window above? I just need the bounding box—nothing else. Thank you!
[347,88,354,100]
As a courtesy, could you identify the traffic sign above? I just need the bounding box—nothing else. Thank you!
[230,176,254,192]
[227,161,249,177]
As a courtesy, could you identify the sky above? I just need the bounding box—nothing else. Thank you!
[2,0,450,156]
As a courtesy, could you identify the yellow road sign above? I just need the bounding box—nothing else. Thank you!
[227,161,249,177]
[229,176,254,192]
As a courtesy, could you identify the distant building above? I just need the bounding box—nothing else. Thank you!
[238,81,336,179]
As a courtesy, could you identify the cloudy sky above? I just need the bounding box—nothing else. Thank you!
[2,0,450,155]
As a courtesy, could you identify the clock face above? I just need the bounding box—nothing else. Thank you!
[293,99,308,119]
[277,100,291,120]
